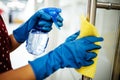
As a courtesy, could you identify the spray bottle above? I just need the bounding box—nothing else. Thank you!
[26,8,61,56]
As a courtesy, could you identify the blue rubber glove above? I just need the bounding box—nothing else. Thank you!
[65,31,80,42]
[13,8,63,43]
[29,35,103,80]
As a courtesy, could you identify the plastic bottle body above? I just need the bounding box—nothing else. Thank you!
[26,29,49,55]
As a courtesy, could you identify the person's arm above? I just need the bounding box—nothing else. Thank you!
[9,34,21,52]
[0,65,36,80]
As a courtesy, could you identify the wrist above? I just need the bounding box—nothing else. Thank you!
[28,51,62,80]
[13,23,29,43]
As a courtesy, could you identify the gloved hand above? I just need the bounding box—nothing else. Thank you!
[28,34,103,80]
[13,8,63,43]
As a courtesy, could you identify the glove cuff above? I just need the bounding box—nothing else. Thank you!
[13,23,29,43]
[28,51,62,80]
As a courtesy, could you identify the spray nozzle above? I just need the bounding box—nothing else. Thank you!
[44,8,62,30]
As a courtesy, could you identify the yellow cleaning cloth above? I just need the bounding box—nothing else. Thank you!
[76,16,100,78]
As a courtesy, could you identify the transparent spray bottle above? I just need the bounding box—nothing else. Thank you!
[26,8,61,56]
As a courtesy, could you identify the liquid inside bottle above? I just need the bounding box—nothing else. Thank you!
[26,29,49,55]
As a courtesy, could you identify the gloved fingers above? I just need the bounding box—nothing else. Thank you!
[38,10,52,20]
[76,58,94,67]
[83,36,104,43]
[38,20,53,27]
[85,44,101,51]
[42,8,63,24]
[75,38,102,50]
[85,52,97,60]
[82,60,94,66]
[56,21,63,28]
[65,31,80,42]
[53,15,63,27]
[38,9,63,28]
[43,7,61,14]
[36,20,53,32]
[56,14,63,23]
[38,14,63,28]
[40,26,52,32]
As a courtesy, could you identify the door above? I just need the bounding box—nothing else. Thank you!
[94,0,120,79]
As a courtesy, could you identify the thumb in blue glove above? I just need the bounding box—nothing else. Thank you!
[13,7,63,43]
[65,31,80,42]
[28,35,103,80]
